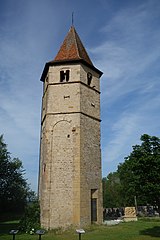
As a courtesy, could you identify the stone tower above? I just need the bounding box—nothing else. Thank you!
[39,26,103,230]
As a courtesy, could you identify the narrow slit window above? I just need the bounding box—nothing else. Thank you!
[87,72,92,86]
[43,163,46,174]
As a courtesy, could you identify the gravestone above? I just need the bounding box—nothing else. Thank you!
[124,207,137,222]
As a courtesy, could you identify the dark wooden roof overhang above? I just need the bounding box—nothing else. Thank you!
[40,59,103,82]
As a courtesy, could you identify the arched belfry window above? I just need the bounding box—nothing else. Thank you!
[60,70,70,82]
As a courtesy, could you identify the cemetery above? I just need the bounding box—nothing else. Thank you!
[1,217,160,240]
[0,205,160,240]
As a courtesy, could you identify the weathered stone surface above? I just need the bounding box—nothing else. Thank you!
[124,207,137,222]
[39,61,103,229]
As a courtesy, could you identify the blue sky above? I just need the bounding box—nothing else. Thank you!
[0,0,160,191]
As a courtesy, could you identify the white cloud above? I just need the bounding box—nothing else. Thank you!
[102,91,160,176]
[91,1,160,176]
[0,0,75,190]
[0,0,160,187]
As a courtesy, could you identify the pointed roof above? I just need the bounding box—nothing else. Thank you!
[53,26,93,66]
[40,26,103,81]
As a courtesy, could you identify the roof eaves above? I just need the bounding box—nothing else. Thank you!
[40,59,103,82]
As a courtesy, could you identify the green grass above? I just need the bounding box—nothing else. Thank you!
[0,218,160,240]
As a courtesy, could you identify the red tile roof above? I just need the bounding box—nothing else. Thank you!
[53,26,93,66]
[40,26,103,81]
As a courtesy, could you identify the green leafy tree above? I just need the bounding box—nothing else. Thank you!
[118,134,160,212]
[103,172,124,208]
[0,135,31,213]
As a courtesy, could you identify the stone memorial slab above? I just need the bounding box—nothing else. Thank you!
[124,207,137,222]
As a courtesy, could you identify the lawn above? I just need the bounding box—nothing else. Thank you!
[0,218,160,240]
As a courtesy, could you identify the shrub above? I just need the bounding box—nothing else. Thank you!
[19,200,40,232]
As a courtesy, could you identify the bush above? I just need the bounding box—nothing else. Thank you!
[19,200,40,232]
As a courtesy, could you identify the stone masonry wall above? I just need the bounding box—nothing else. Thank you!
[39,62,102,229]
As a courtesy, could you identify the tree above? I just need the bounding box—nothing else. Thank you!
[103,172,124,208]
[118,134,160,212]
[0,135,30,214]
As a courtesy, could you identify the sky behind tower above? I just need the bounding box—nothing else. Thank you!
[0,0,160,191]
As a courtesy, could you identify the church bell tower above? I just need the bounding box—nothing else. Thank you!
[39,26,103,229]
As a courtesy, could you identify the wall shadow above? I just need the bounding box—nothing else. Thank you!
[140,226,160,238]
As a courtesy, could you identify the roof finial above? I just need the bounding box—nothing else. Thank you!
[72,12,74,26]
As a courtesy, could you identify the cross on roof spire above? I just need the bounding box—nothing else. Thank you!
[72,12,74,26]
